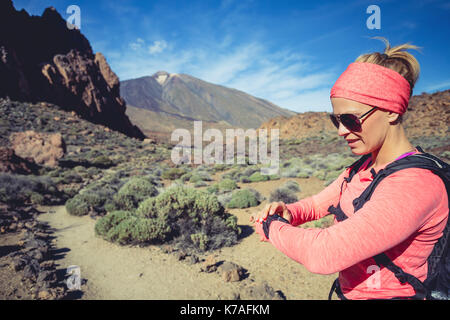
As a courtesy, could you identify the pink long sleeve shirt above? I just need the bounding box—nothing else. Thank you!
[262,152,448,299]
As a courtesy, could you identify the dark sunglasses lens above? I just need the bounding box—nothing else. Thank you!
[341,114,361,131]
[329,115,339,129]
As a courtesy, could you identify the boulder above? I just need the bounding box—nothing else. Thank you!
[9,130,66,167]
[217,261,243,282]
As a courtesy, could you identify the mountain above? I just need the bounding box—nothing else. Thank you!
[121,71,297,130]
[0,0,145,140]
[259,89,450,141]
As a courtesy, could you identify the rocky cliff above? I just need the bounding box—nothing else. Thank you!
[0,0,145,140]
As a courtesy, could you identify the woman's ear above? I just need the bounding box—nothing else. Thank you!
[386,111,401,124]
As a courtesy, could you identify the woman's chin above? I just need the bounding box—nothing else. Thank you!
[348,145,369,156]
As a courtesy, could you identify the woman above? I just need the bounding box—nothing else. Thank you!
[251,38,449,300]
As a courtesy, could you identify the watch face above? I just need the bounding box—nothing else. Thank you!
[263,214,289,239]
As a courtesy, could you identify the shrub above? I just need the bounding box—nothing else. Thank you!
[190,233,208,251]
[269,181,300,204]
[312,170,326,180]
[212,164,228,172]
[0,173,62,205]
[218,178,238,192]
[30,192,45,205]
[96,186,240,251]
[94,210,132,236]
[268,174,280,180]
[194,181,208,188]
[113,177,159,211]
[248,172,270,182]
[282,180,300,193]
[269,187,298,204]
[189,171,212,184]
[216,192,234,207]
[296,172,310,178]
[239,176,251,183]
[180,172,192,182]
[227,189,260,209]
[91,155,114,168]
[161,167,187,180]
[65,196,90,216]
[95,212,169,245]
[207,178,238,194]
[280,166,302,178]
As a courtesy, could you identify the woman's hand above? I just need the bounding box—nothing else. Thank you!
[250,201,293,224]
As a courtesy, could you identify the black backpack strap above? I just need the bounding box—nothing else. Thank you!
[353,150,449,212]
[344,154,371,184]
[327,154,371,221]
[328,278,348,300]
[423,203,450,300]
[373,253,428,300]
[328,203,348,222]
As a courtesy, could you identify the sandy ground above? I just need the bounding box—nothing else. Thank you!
[36,176,337,300]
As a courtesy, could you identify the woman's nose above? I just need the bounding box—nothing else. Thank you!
[337,122,350,136]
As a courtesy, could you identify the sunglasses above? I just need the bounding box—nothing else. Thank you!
[329,106,378,132]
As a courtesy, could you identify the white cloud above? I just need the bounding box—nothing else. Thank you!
[113,38,337,113]
[276,88,333,113]
[129,38,145,51]
[425,80,450,92]
[148,40,168,55]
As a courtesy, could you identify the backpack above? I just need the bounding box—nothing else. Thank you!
[327,146,450,300]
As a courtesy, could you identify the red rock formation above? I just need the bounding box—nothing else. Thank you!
[9,131,66,168]
[0,147,40,175]
[0,0,145,140]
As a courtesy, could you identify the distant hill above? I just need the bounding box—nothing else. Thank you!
[125,104,236,143]
[121,71,297,130]
[259,89,450,140]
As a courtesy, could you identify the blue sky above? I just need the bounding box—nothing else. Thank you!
[12,0,450,113]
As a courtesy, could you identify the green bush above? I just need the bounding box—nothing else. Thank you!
[269,187,298,204]
[113,177,159,211]
[194,181,208,188]
[212,164,228,172]
[189,171,212,184]
[180,172,193,182]
[227,189,260,209]
[0,173,62,205]
[65,196,90,216]
[161,167,187,180]
[248,172,270,182]
[282,180,300,193]
[296,172,310,178]
[207,178,238,194]
[312,170,326,180]
[218,178,238,192]
[91,155,114,168]
[96,186,240,251]
[94,210,132,236]
[95,211,169,245]
[30,192,45,205]
[190,233,208,251]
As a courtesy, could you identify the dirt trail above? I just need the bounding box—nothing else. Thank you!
[37,177,337,300]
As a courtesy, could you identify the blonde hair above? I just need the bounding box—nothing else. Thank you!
[355,37,422,97]
[355,37,420,123]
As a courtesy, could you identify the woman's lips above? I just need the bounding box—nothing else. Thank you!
[346,139,360,147]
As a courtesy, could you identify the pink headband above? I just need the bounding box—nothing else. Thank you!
[330,62,411,115]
